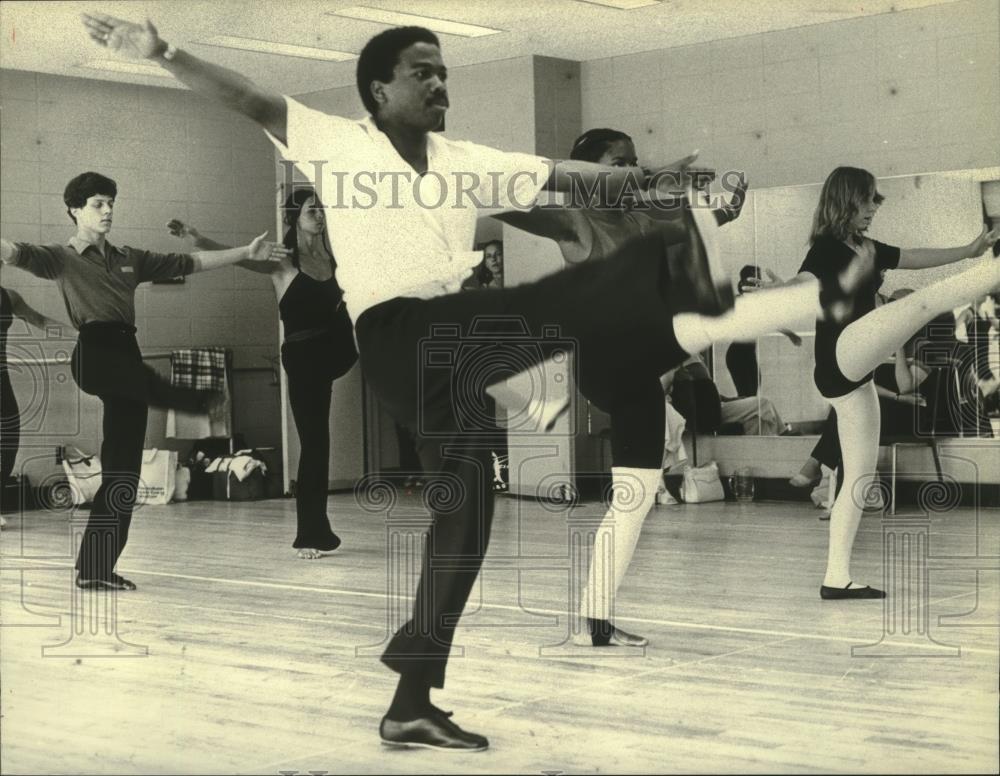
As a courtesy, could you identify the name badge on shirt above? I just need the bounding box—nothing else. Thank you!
[120,266,134,273]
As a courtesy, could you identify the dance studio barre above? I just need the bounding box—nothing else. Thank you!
[1,1,999,773]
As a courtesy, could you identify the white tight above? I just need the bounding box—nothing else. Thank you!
[673,277,821,354]
[824,256,999,586]
[824,381,880,587]
[580,466,661,622]
[837,257,1000,383]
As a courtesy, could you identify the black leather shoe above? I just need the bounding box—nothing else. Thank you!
[379,710,489,752]
[75,573,137,591]
[820,582,886,600]
[586,618,649,647]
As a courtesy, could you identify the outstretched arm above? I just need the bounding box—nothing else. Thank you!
[189,232,290,274]
[81,14,287,143]
[545,152,709,205]
[167,219,282,275]
[6,289,67,331]
[898,225,999,269]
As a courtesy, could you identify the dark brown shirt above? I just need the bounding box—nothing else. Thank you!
[10,237,194,329]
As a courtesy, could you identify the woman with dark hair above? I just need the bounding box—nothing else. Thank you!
[795,166,998,600]
[169,187,357,559]
[494,128,861,647]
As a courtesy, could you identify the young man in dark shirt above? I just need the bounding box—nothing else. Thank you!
[1,171,288,591]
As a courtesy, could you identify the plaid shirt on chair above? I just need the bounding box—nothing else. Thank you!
[171,348,228,391]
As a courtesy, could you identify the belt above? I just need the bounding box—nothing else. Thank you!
[79,321,137,335]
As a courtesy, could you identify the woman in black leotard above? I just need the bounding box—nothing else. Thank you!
[169,188,357,559]
[795,166,999,600]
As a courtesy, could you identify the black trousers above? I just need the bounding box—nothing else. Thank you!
[281,331,358,548]
[725,341,759,397]
[72,323,206,580]
[357,226,689,688]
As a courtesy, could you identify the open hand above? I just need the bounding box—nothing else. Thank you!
[82,13,162,59]
[246,231,291,263]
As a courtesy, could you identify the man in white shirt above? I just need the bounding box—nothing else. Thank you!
[78,14,755,752]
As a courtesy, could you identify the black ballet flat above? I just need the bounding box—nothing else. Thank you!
[379,709,488,752]
[587,618,649,647]
[820,582,886,600]
[75,573,137,591]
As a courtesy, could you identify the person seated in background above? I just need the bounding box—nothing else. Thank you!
[460,239,508,488]
[461,239,503,290]
[664,353,791,436]
[953,293,999,428]
[724,265,803,397]
[908,294,995,438]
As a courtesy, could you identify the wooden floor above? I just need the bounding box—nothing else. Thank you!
[1,494,997,775]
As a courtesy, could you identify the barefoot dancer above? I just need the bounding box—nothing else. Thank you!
[168,187,357,560]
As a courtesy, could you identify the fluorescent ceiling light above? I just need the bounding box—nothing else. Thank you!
[327,6,501,37]
[573,0,661,8]
[80,60,173,77]
[199,35,356,62]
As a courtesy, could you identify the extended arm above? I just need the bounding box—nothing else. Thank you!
[898,226,999,269]
[544,152,708,205]
[189,233,290,273]
[167,220,281,275]
[81,14,287,143]
[6,289,67,330]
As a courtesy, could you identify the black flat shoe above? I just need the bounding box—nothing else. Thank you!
[820,582,886,600]
[75,573,137,591]
[587,618,649,647]
[379,710,489,752]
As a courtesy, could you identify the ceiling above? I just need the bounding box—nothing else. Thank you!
[0,0,963,94]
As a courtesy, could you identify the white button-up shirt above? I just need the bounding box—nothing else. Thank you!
[268,97,552,321]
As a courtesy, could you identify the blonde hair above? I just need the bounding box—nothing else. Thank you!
[810,166,884,244]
